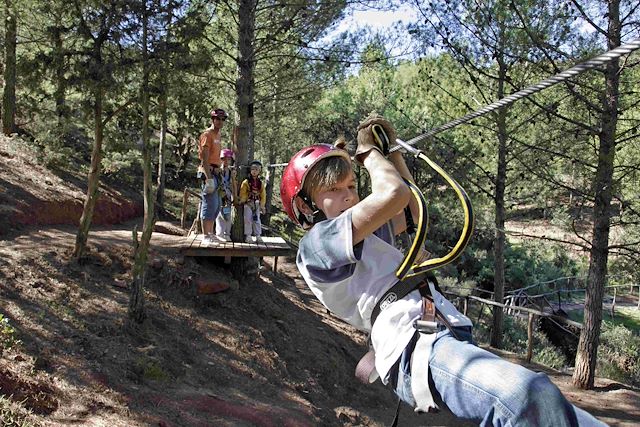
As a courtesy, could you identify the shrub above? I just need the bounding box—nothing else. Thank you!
[101,149,141,176]
[597,322,640,386]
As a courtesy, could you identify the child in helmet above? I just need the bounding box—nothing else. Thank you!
[215,148,237,241]
[279,115,605,427]
[239,160,266,243]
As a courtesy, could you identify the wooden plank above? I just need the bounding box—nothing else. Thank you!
[181,233,198,250]
[181,246,294,258]
[179,235,295,258]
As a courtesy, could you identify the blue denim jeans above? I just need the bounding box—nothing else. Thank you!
[201,177,221,221]
[391,328,607,426]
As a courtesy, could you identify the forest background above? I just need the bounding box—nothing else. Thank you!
[1,0,639,425]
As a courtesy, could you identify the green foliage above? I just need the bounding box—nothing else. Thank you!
[603,306,640,332]
[0,314,21,354]
[101,150,142,181]
[269,211,304,245]
[597,322,640,386]
[36,139,79,170]
[162,188,198,221]
[467,238,585,291]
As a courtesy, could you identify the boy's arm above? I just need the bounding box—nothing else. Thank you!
[388,150,418,235]
[351,150,410,245]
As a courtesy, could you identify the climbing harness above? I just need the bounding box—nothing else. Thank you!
[394,138,474,279]
[357,125,473,389]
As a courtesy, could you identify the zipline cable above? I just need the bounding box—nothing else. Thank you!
[390,37,640,151]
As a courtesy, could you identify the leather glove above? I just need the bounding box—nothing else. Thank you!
[355,114,397,165]
[204,178,216,194]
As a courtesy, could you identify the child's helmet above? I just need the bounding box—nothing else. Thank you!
[280,144,351,227]
[250,160,262,168]
[221,148,235,159]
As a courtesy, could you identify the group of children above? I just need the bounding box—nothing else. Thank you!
[197,108,266,244]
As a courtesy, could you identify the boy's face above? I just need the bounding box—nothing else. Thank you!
[312,173,359,219]
[250,165,261,177]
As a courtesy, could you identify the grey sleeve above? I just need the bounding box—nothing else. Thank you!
[297,211,362,283]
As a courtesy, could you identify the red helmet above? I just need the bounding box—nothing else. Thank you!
[280,144,351,227]
[221,148,235,159]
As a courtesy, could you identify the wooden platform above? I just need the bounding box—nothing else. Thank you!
[180,235,295,259]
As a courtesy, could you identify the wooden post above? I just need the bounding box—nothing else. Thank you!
[272,256,278,273]
[526,313,534,363]
[264,165,275,228]
[476,303,485,325]
[463,297,468,316]
[181,187,189,229]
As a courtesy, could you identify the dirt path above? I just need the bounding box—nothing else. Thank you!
[1,224,639,426]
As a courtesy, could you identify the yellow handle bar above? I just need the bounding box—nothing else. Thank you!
[394,138,475,280]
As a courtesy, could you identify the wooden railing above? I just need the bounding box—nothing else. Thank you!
[444,290,583,363]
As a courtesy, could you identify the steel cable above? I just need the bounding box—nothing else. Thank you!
[391,37,640,151]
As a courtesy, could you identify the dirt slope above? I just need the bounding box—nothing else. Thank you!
[3,225,639,427]
[0,135,142,234]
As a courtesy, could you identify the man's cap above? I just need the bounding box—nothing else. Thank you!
[210,108,228,119]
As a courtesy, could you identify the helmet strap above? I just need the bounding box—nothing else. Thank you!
[297,191,326,227]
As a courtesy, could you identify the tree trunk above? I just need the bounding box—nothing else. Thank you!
[491,110,507,349]
[264,163,275,227]
[2,0,17,135]
[572,0,621,389]
[73,82,104,259]
[232,0,256,243]
[176,134,192,177]
[491,50,508,349]
[235,0,256,166]
[129,9,153,324]
[154,5,172,217]
[155,88,167,216]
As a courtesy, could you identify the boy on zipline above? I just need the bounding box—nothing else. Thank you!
[280,114,605,426]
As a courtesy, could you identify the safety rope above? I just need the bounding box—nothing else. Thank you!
[390,37,640,151]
